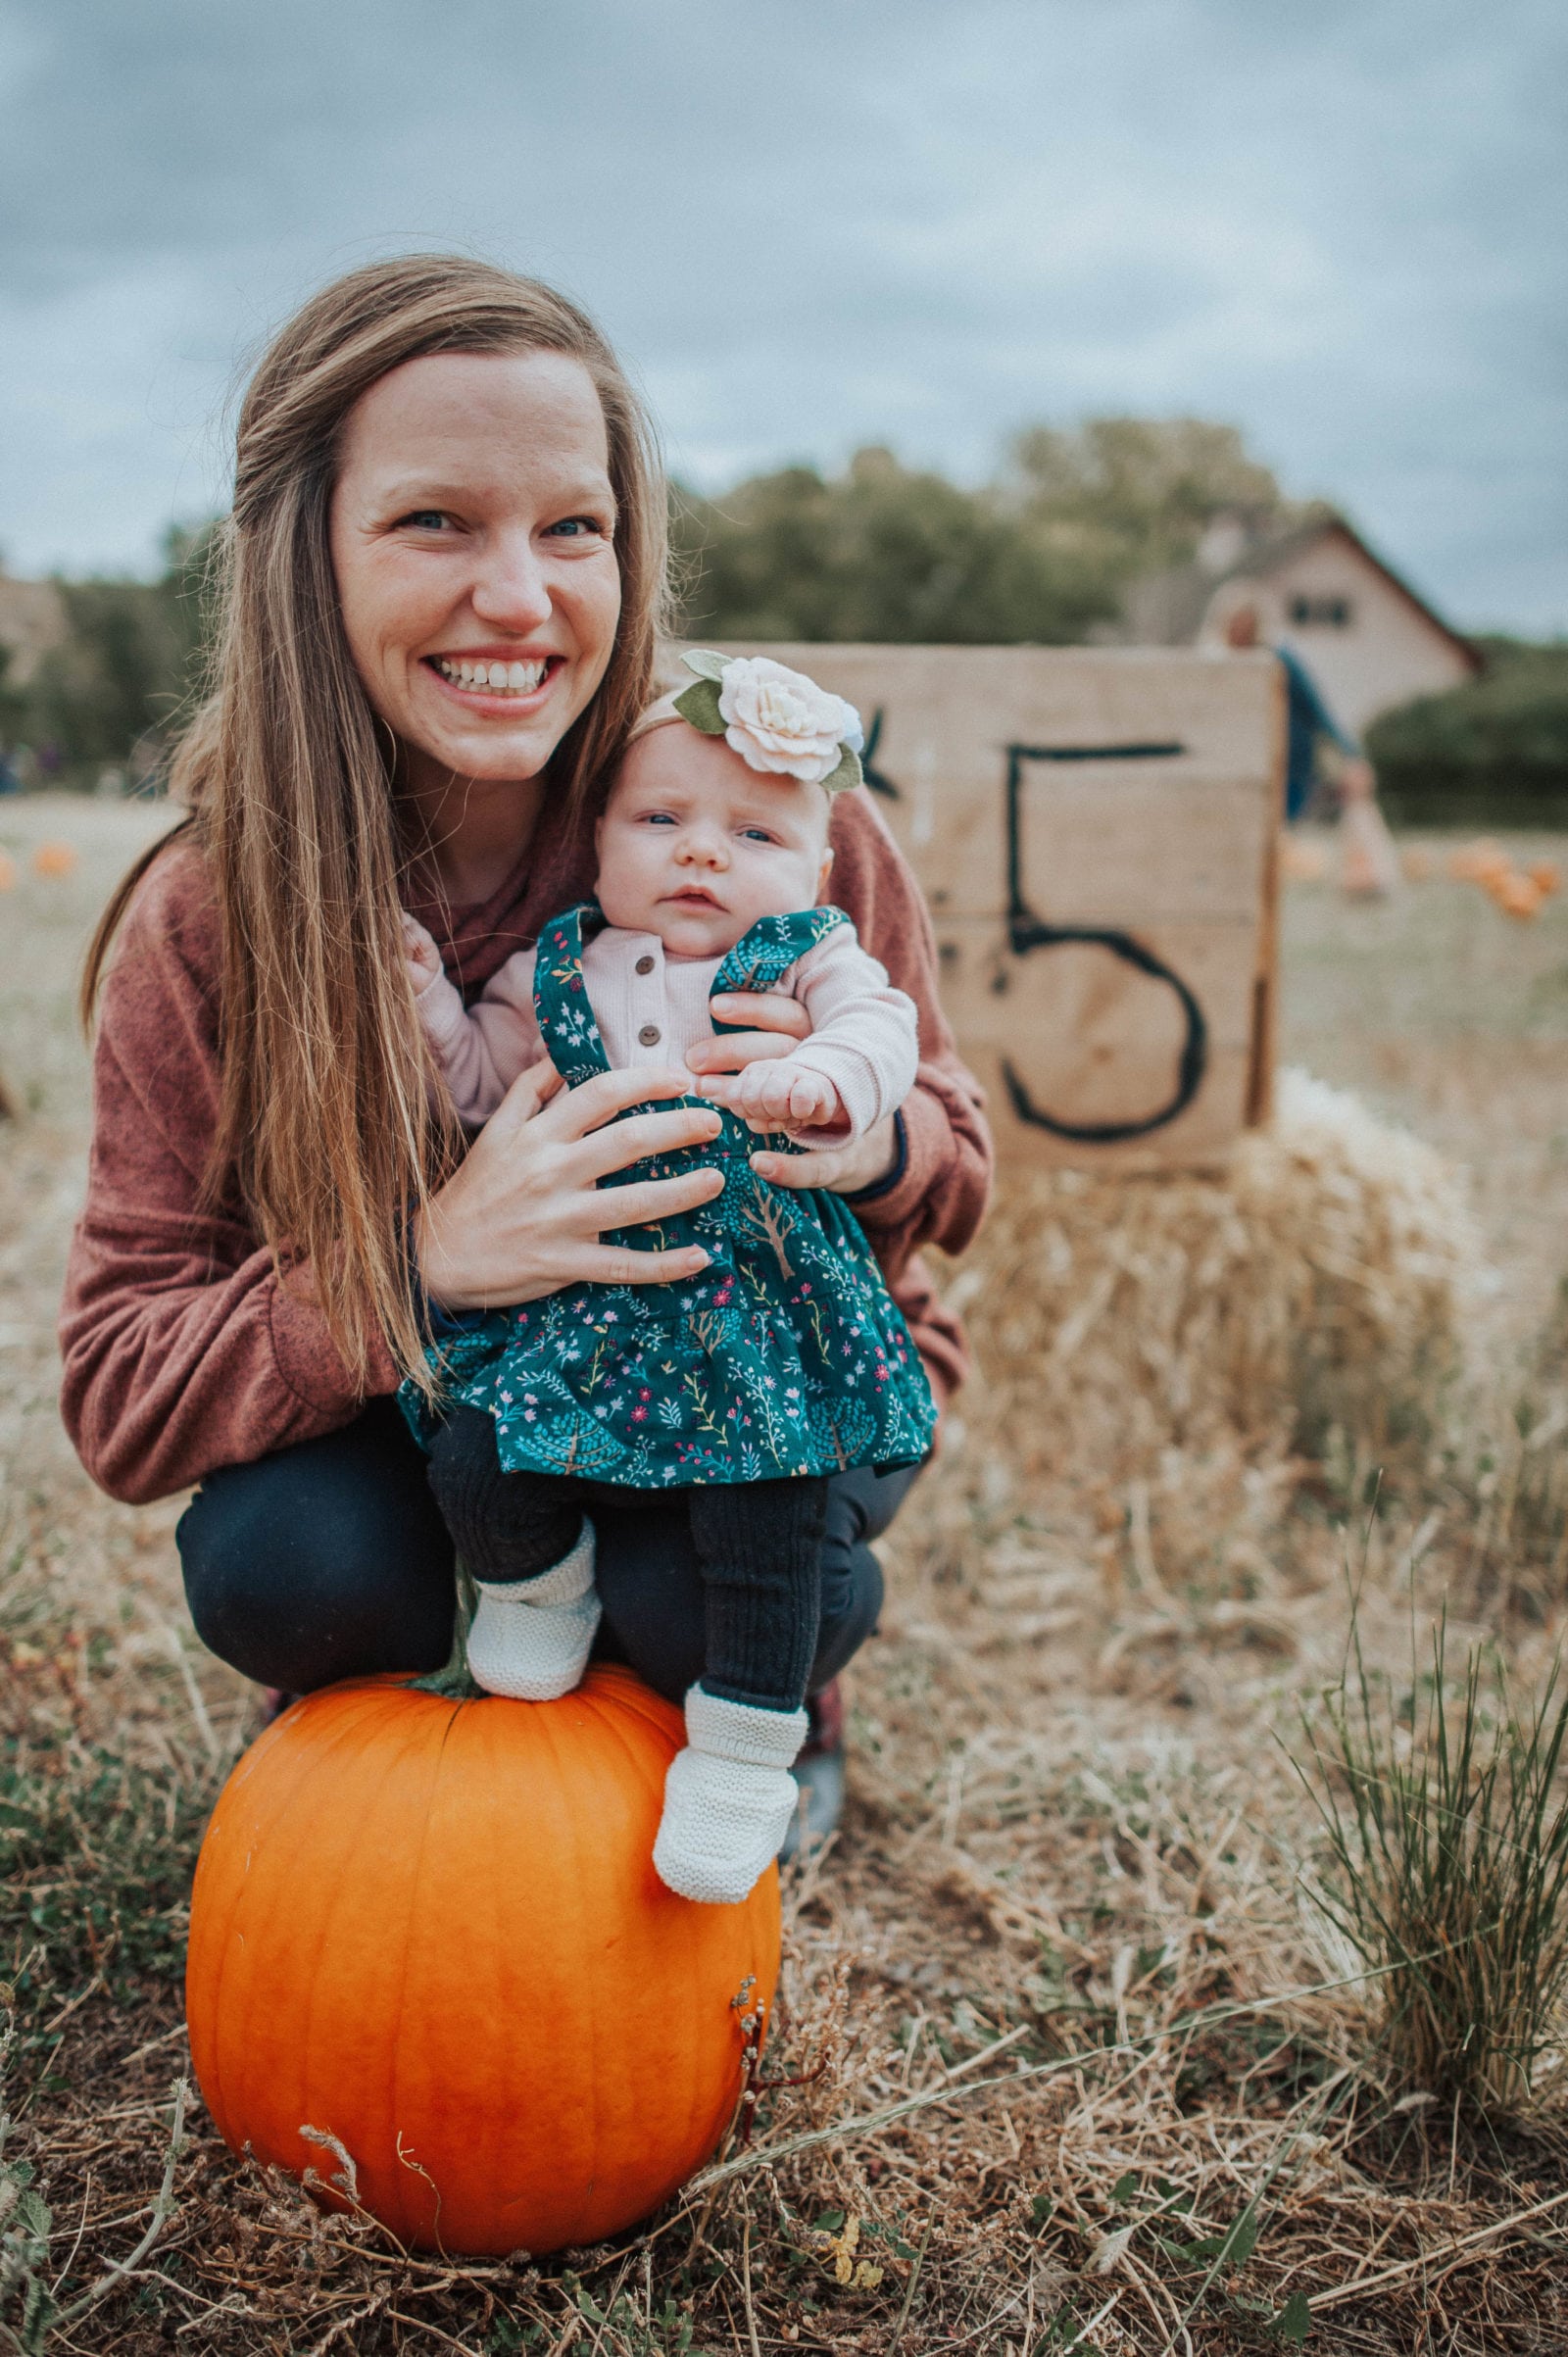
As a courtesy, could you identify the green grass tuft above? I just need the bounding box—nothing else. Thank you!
[1297,1610,1568,2113]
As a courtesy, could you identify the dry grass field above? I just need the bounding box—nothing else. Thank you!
[3,792,1568,2355]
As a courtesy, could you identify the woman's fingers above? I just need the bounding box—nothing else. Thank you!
[530,1061,690,1138]
[579,1166,725,1235]
[576,1240,713,1286]
[486,1056,566,1135]
[572,1102,723,1183]
[685,991,811,1074]
[686,1028,800,1075]
[751,1112,899,1196]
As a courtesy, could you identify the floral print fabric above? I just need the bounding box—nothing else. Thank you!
[402,902,937,1486]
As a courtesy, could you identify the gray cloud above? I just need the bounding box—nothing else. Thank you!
[1,0,1563,627]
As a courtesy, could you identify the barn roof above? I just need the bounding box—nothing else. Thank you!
[1119,513,1482,673]
[1220,515,1481,671]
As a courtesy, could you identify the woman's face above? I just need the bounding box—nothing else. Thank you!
[329,349,622,794]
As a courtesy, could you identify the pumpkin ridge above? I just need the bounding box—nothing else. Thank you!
[375,1695,471,2246]
[581,1684,693,2209]
[192,1683,400,2149]
[286,1693,453,2226]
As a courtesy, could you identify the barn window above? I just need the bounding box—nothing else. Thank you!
[1288,594,1353,628]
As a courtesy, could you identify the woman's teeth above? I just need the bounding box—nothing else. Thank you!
[435,657,549,695]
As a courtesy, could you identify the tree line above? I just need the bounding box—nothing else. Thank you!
[2,417,1563,816]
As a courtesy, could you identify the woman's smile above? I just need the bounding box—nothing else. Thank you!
[329,348,622,816]
[427,650,563,703]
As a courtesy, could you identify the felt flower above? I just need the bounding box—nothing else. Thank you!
[717,657,861,784]
[674,652,864,790]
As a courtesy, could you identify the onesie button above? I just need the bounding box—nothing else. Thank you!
[638,1023,662,1046]
[635,955,655,975]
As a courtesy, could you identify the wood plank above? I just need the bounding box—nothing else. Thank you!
[667,643,1284,1167]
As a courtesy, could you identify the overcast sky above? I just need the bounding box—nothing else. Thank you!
[1,0,1563,630]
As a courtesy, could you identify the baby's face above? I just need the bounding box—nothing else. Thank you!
[595,725,834,958]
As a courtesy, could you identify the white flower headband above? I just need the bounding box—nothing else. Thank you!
[671,651,865,791]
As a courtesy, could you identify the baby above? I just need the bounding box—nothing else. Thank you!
[402,653,936,1903]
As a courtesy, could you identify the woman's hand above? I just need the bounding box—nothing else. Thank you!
[687,990,898,1194]
[683,989,813,1076]
[750,1115,899,1198]
[707,1061,847,1134]
[413,1062,724,1312]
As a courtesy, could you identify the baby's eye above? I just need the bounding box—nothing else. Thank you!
[641,810,677,826]
[740,827,777,845]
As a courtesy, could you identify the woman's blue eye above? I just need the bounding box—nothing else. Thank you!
[400,511,449,530]
[546,516,609,539]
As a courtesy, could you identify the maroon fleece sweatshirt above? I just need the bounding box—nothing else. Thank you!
[59,785,992,1505]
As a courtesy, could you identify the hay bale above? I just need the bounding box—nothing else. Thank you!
[942,1068,1479,1486]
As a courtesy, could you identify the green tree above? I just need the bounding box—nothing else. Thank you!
[1367,637,1568,825]
[1008,416,1298,584]
[21,522,218,779]
[673,447,1116,644]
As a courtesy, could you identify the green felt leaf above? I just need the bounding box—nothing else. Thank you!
[673,677,726,734]
[820,741,863,793]
[681,648,732,682]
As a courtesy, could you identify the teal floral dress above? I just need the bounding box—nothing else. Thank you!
[403,901,936,1488]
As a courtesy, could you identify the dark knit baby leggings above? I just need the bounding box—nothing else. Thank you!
[426,1403,828,1712]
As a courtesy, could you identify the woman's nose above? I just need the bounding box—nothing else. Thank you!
[469,531,554,634]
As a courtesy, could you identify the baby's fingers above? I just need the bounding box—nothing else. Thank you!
[789,1074,834,1122]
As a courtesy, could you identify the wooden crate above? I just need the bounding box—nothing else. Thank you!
[678,645,1286,1170]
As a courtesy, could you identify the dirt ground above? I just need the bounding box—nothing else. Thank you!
[3,792,1568,2355]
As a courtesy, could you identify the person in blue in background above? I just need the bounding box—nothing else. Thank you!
[1223,601,1378,823]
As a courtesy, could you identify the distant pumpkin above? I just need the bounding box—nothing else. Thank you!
[0,852,15,892]
[186,1662,779,2255]
[1528,860,1562,899]
[1448,838,1504,883]
[1492,873,1542,920]
[30,842,77,877]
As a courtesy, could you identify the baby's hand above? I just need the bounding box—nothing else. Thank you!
[401,912,444,993]
[710,1062,848,1134]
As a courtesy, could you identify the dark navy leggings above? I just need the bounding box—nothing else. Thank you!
[177,1397,914,1702]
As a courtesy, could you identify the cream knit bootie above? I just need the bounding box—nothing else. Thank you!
[466,1520,600,1701]
[653,1686,809,1904]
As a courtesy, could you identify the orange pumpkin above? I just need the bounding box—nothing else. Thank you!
[1492,872,1543,920]
[186,1661,779,2254]
[30,841,77,877]
[0,852,15,892]
[1528,859,1562,899]
[1447,837,1503,882]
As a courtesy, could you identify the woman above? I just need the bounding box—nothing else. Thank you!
[59,258,991,1805]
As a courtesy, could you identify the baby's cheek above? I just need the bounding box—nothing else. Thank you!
[592,843,648,930]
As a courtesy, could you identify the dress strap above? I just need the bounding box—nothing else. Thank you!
[709,908,851,1037]
[531,902,613,1086]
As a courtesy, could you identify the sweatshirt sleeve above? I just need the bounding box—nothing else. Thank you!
[58,845,399,1504]
[823,791,993,1269]
[414,947,543,1123]
[769,927,920,1141]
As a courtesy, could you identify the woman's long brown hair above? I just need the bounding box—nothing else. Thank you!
[82,256,670,1390]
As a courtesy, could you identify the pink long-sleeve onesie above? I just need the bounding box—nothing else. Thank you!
[412,917,919,1143]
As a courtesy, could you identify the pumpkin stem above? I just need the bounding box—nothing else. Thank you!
[411,1556,481,1699]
